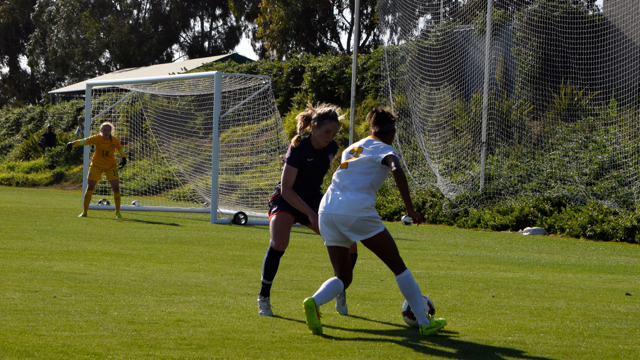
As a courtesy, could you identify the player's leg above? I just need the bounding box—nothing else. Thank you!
[257,212,295,316]
[302,213,355,333]
[109,179,121,218]
[302,246,350,335]
[335,242,358,315]
[81,163,103,217]
[106,163,121,218]
[361,229,445,334]
[81,179,98,217]
[321,246,353,301]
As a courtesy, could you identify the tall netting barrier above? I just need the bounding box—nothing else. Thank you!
[379,0,640,209]
[85,72,288,222]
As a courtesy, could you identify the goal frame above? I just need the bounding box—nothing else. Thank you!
[82,71,273,225]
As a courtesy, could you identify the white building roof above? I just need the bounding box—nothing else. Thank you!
[49,53,252,95]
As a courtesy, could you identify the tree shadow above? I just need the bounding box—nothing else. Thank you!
[273,315,556,360]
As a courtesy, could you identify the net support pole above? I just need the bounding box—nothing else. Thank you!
[349,0,361,145]
[479,0,494,191]
[211,71,223,224]
[82,84,92,205]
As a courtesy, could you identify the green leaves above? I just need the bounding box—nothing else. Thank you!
[255,0,379,59]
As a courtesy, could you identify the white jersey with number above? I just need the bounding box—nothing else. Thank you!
[319,136,397,217]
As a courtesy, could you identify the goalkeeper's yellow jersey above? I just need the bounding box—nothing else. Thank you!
[76,135,126,167]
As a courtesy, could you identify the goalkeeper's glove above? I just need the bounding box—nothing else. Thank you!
[66,142,74,152]
[118,157,127,169]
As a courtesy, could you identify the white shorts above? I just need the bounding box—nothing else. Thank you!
[319,213,386,248]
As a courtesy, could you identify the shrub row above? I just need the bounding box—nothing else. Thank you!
[376,183,640,244]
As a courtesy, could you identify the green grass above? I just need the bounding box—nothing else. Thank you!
[1,186,638,359]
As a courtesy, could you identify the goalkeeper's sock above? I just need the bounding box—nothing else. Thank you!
[83,189,94,213]
[312,277,344,306]
[113,191,121,213]
[395,269,430,326]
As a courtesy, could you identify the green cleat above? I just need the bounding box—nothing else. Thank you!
[115,212,122,219]
[303,297,322,335]
[419,317,446,335]
[78,212,87,217]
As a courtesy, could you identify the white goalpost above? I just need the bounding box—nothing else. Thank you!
[82,71,289,224]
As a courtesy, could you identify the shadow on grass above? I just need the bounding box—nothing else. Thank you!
[113,218,181,226]
[273,315,556,360]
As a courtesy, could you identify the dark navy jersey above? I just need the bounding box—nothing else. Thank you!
[284,136,338,201]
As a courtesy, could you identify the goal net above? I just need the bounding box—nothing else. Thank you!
[83,71,289,223]
[378,0,640,209]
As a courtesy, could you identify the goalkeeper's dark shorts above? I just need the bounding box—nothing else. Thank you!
[268,186,322,226]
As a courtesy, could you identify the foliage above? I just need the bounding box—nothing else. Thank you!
[472,9,513,38]
[545,80,598,123]
[374,183,640,244]
[0,99,84,161]
[25,0,251,97]
[512,0,605,116]
[255,0,379,60]
[11,131,43,161]
[197,49,383,117]
[0,0,40,108]
[41,136,83,169]
[0,157,78,186]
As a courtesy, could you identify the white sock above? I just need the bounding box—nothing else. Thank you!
[313,277,344,307]
[395,269,430,326]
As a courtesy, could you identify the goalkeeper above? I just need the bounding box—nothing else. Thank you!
[66,122,127,218]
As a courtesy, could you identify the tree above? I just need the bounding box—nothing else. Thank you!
[176,0,244,59]
[0,0,40,107]
[512,0,604,115]
[28,0,191,93]
[255,0,379,60]
[27,0,248,96]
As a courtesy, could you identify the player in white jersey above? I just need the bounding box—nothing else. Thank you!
[302,108,446,336]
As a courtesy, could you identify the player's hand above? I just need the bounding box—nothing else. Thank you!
[118,157,127,169]
[66,142,74,152]
[407,210,423,225]
[308,212,320,235]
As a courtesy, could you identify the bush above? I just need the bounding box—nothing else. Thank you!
[376,187,640,243]
[12,132,44,161]
[42,144,83,170]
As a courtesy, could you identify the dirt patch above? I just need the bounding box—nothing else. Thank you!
[42,178,82,191]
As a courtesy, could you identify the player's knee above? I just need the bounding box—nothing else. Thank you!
[269,238,289,252]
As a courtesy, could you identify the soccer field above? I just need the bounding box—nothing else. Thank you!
[1,186,638,359]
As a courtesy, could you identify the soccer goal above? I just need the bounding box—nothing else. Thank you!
[82,71,289,224]
[378,0,640,209]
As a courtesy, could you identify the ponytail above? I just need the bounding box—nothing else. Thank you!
[291,105,315,146]
[291,103,341,147]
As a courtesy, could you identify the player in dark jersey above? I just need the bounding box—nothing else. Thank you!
[258,104,358,316]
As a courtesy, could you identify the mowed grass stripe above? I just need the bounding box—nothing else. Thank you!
[0,186,638,359]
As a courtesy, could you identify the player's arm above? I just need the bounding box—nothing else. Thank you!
[280,163,319,234]
[66,135,97,151]
[115,139,127,168]
[382,154,423,225]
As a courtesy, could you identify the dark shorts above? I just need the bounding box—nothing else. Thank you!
[268,187,322,226]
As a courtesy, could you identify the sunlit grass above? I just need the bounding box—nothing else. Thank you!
[1,186,638,359]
